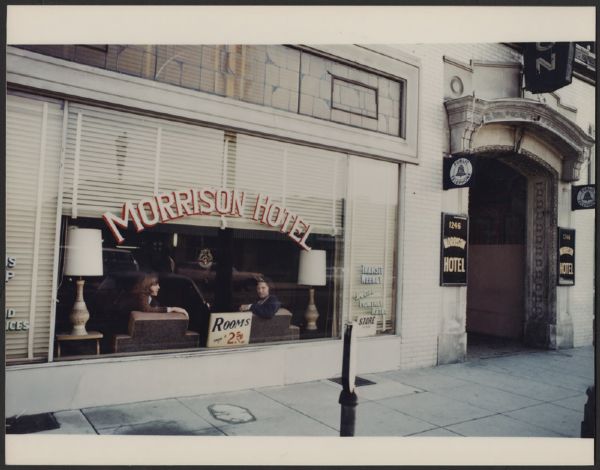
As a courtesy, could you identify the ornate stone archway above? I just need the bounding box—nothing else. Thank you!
[445,97,594,348]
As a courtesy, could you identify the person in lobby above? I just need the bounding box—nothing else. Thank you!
[131,273,189,318]
[239,277,281,319]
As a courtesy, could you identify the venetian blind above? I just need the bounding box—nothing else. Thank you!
[345,156,398,334]
[6,94,64,360]
[62,104,225,225]
[62,103,344,237]
[227,134,346,235]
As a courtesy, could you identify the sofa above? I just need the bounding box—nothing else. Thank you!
[250,308,300,343]
[113,311,200,353]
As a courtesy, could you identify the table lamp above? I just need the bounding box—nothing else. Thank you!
[64,227,103,335]
[298,250,326,330]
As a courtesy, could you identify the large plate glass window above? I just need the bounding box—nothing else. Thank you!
[55,104,349,357]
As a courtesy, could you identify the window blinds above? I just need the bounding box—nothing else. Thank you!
[62,104,345,236]
[346,156,398,333]
[62,104,225,223]
[6,94,64,361]
[227,134,346,235]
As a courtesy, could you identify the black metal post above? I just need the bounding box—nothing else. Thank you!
[339,323,357,436]
[339,388,358,437]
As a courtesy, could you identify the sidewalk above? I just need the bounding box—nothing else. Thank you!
[35,345,593,437]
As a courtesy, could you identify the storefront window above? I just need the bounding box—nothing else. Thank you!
[7,93,398,361]
[53,102,350,357]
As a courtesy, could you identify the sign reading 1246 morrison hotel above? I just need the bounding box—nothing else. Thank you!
[440,213,469,286]
[557,228,575,286]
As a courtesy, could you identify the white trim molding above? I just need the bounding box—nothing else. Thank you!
[7,45,420,164]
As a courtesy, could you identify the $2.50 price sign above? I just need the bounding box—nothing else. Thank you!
[207,312,253,348]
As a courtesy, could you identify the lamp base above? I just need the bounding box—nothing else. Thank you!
[304,287,319,330]
[69,279,90,336]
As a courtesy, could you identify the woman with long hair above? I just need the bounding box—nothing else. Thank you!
[131,273,188,317]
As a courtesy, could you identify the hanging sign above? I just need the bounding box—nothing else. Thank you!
[524,42,575,94]
[571,185,595,210]
[557,228,575,286]
[443,155,474,190]
[206,311,253,347]
[440,213,469,286]
[103,188,313,250]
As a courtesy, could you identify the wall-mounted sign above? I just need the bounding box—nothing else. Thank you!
[558,228,575,286]
[571,185,595,210]
[440,213,469,286]
[443,155,474,190]
[103,188,313,250]
[206,311,253,347]
[524,42,575,94]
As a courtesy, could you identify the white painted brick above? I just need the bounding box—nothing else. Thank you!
[386,43,594,367]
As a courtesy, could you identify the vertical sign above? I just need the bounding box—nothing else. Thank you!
[571,185,596,210]
[440,213,469,286]
[558,228,575,285]
[523,42,575,94]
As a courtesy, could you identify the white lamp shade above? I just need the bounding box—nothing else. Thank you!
[64,227,103,276]
[298,250,326,286]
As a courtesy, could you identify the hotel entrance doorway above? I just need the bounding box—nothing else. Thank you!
[467,158,527,352]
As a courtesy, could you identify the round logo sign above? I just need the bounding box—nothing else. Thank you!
[449,158,473,186]
[197,248,214,269]
[576,186,595,208]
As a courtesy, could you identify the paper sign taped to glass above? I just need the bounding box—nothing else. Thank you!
[207,312,253,347]
[355,314,377,337]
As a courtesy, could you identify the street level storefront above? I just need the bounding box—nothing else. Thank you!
[6,44,419,414]
[5,43,595,416]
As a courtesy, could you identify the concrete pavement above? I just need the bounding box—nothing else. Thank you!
[34,345,594,437]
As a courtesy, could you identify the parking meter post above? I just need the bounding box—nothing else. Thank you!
[339,322,357,437]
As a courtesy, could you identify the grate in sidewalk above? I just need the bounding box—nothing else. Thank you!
[328,376,376,387]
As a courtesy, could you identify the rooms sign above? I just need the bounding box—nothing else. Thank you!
[206,311,253,347]
[103,188,313,250]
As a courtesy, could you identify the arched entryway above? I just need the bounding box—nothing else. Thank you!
[444,96,593,352]
[466,150,558,351]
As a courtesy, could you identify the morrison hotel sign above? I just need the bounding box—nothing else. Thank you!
[103,188,313,250]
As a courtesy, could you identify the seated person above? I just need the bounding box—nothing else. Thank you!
[131,273,189,318]
[239,277,281,319]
